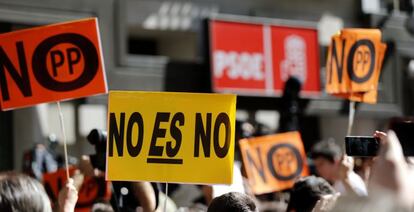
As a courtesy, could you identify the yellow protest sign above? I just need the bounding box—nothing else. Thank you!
[325,29,386,103]
[106,91,237,184]
[239,132,309,194]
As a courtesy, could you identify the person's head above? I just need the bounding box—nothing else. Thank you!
[311,140,342,182]
[286,176,336,212]
[0,172,52,212]
[92,202,114,212]
[207,192,257,212]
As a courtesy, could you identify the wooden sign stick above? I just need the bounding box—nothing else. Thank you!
[56,101,70,180]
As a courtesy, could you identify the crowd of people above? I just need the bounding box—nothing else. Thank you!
[1,119,414,212]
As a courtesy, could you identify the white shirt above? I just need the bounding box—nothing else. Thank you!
[334,171,367,196]
[212,162,245,198]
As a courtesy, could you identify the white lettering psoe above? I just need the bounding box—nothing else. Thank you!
[213,50,264,81]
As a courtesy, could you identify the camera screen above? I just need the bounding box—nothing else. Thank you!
[345,136,379,157]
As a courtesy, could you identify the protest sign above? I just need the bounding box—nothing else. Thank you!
[325,29,386,103]
[0,18,107,110]
[106,91,237,184]
[43,167,111,212]
[239,131,309,194]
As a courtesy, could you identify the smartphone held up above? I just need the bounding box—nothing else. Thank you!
[345,117,414,157]
[345,136,379,157]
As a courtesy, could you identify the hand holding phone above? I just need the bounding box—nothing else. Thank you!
[345,136,380,157]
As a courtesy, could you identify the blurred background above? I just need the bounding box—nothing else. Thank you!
[0,0,414,172]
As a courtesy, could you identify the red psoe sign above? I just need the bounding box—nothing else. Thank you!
[210,20,320,97]
[0,18,107,110]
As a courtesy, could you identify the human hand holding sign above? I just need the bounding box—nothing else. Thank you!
[58,178,78,212]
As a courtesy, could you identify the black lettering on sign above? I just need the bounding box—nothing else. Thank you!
[43,175,64,203]
[109,112,145,157]
[66,47,81,75]
[109,112,125,157]
[193,113,231,158]
[147,112,184,164]
[194,113,212,157]
[126,112,144,157]
[146,158,183,164]
[32,33,99,91]
[0,41,32,101]
[267,143,303,181]
[328,39,376,84]
[43,181,57,202]
[245,147,267,184]
[50,50,64,77]
[347,39,375,83]
[328,39,346,84]
[76,177,110,209]
[214,113,231,158]
[149,112,170,157]
[167,112,184,157]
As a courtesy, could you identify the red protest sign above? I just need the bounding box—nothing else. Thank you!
[210,20,320,97]
[0,18,107,110]
[239,132,309,194]
[43,168,111,212]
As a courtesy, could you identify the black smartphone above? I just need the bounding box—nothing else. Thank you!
[389,117,414,156]
[345,136,380,157]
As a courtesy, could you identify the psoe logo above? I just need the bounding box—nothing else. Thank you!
[280,35,307,83]
[213,50,264,81]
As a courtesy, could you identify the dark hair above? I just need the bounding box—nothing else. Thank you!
[286,176,336,212]
[207,192,257,212]
[310,140,342,163]
[0,172,52,212]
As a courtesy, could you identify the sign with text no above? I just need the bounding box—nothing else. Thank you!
[239,132,309,194]
[43,168,111,212]
[0,18,107,110]
[106,91,237,184]
[325,29,386,103]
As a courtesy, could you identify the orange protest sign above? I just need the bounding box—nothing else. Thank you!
[325,29,386,103]
[43,167,77,201]
[0,18,107,110]
[239,131,309,194]
[43,168,111,212]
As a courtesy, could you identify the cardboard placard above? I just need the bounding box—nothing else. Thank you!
[43,168,111,212]
[0,18,107,110]
[106,91,237,184]
[239,132,309,194]
[325,29,386,103]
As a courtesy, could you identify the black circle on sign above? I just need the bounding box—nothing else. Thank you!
[347,39,375,83]
[267,143,303,181]
[32,33,99,91]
